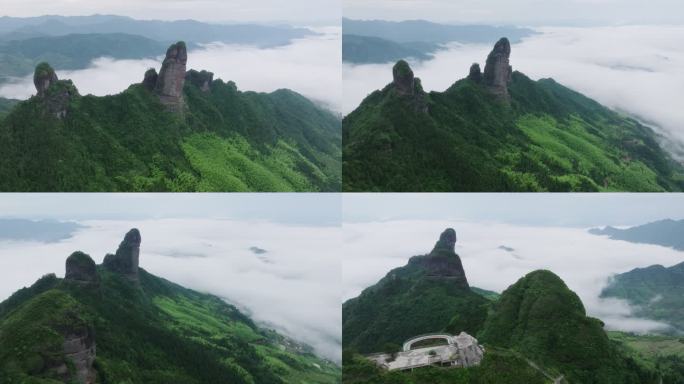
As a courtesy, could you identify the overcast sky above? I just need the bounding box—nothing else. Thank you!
[0,0,340,25]
[344,0,684,26]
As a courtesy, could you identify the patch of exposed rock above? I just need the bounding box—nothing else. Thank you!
[483,38,512,100]
[102,228,141,282]
[65,251,98,284]
[32,62,79,118]
[153,42,188,111]
[408,228,469,288]
[468,63,482,83]
[59,327,97,384]
[142,68,159,91]
[186,69,214,92]
[392,60,416,96]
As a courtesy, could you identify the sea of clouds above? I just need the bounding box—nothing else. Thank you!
[343,25,684,155]
[0,26,342,113]
[343,219,683,334]
[0,218,342,362]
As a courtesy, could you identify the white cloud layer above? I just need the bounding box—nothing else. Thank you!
[0,28,342,113]
[343,219,683,334]
[343,26,684,154]
[0,219,342,362]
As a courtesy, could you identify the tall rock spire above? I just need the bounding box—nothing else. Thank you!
[392,60,415,96]
[154,42,188,111]
[408,228,469,288]
[483,38,512,100]
[102,228,141,282]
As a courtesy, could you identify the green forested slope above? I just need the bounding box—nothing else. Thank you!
[0,231,340,384]
[0,66,341,192]
[343,50,684,192]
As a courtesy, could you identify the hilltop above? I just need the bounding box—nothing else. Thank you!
[342,38,684,192]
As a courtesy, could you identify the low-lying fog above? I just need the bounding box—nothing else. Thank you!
[343,219,682,334]
[343,25,684,154]
[0,26,341,113]
[0,218,342,362]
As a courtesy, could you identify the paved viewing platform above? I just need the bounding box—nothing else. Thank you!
[367,332,485,371]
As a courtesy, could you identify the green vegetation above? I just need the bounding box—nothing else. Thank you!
[0,74,341,191]
[342,240,490,354]
[480,270,656,383]
[610,331,684,384]
[0,266,340,383]
[601,261,684,330]
[343,71,684,191]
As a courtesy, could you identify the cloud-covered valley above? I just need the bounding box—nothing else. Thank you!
[0,27,341,112]
[0,218,342,362]
[343,219,684,334]
[343,25,684,155]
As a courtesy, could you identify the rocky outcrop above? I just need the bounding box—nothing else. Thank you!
[65,251,98,284]
[153,42,188,111]
[102,228,141,282]
[467,63,482,83]
[60,327,97,384]
[34,62,58,97]
[483,38,512,100]
[392,60,416,96]
[408,228,469,288]
[186,69,214,92]
[142,68,159,91]
[32,62,78,118]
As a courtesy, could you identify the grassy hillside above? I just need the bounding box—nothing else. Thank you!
[601,261,684,330]
[0,75,341,191]
[343,68,684,192]
[0,258,339,383]
[480,270,655,383]
[609,331,684,384]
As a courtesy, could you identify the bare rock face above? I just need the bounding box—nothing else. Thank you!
[408,228,469,288]
[392,60,415,96]
[65,251,98,284]
[468,63,482,83]
[33,62,78,118]
[483,38,512,100]
[142,68,159,91]
[102,228,141,282]
[154,42,187,111]
[61,327,97,384]
[186,69,214,92]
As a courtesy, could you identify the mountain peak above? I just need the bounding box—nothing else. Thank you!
[483,37,512,100]
[32,62,79,118]
[186,69,214,92]
[102,228,141,281]
[33,62,58,97]
[468,63,482,83]
[392,60,415,95]
[153,41,188,111]
[433,227,457,252]
[65,251,98,284]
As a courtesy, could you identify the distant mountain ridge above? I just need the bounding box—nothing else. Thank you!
[589,219,684,251]
[343,37,684,192]
[342,18,535,64]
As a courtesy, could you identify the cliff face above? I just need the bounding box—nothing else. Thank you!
[482,37,513,100]
[153,42,188,111]
[407,228,469,288]
[60,327,97,384]
[32,62,79,118]
[102,228,141,282]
